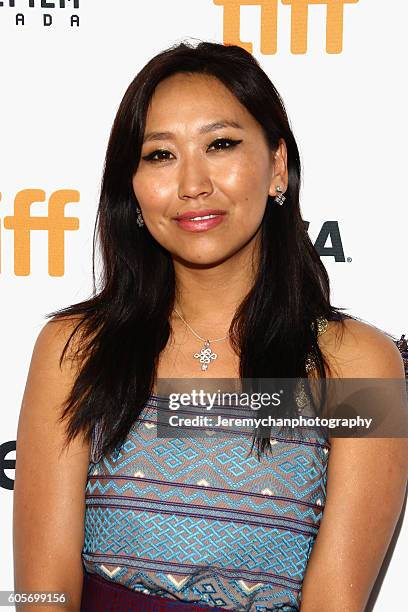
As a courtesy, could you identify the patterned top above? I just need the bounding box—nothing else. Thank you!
[81,322,408,610]
[82,392,330,610]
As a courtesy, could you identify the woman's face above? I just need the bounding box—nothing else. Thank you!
[132,72,287,267]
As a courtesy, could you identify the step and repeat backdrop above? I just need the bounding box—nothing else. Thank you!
[0,1,406,609]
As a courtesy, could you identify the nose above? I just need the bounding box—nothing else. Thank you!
[177,155,214,200]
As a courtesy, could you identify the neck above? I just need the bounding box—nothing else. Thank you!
[172,238,259,337]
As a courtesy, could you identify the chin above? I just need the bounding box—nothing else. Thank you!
[173,250,234,268]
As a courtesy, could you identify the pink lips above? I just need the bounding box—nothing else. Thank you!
[173,209,226,233]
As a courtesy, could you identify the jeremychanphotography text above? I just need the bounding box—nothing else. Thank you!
[168,414,373,430]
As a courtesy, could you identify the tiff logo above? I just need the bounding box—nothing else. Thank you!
[1,189,79,276]
[213,0,359,54]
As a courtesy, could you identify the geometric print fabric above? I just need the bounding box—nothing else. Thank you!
[82,396,330,611]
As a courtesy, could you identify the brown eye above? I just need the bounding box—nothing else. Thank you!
[208,138,243,151]
[142,149,173,162]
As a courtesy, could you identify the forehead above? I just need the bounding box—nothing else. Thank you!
[145,72,255,128]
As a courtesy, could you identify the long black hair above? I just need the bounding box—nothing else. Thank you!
[46,40,351,460]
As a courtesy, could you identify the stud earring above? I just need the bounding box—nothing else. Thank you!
[274,185,286,206]
[136,206,144,227]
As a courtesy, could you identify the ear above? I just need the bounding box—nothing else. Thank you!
[268,138,288,197]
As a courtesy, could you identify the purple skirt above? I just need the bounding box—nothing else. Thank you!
[80,570,228,611]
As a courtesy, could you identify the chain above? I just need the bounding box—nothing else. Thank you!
[173,307,229,343]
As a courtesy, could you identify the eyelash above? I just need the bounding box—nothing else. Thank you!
[141,138,243,163]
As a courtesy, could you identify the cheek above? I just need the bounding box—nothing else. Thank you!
[218,158,270,207]
[222,163,269,220]
[132,173,173,212]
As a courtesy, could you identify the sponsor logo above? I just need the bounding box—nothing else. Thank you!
[0,0,80,27]
[0,441,15,491]
[213,0,359,54]
[304,220,347,262]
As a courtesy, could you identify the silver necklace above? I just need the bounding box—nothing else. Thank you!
[173,307,229,372]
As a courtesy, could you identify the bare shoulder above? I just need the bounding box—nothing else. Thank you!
[17,311,90,465]
[318,317,405,378]
[34,313,86,371]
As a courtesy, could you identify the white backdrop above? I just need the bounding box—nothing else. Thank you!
[0,1,406,609]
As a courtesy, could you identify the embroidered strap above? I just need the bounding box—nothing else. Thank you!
[306,316,329,373]
[314,316,329,337]
[89,419,104,464]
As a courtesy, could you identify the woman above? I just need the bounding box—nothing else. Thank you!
[13,41,408,611]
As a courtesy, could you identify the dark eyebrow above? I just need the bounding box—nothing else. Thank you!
[142,120,244,144]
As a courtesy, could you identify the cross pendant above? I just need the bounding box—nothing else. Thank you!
[193,340,218,371]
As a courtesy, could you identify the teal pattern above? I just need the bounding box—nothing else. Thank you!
[82,395,330,611]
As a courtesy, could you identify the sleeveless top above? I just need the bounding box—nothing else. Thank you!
[81,318,336,611]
